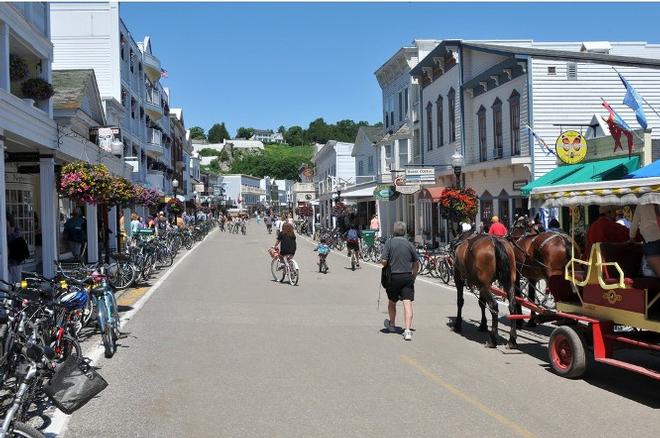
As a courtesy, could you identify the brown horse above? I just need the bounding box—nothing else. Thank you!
[509,218,581,326]
[453,234,519,348]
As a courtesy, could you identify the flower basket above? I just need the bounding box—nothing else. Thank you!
[296,205,313,217]
[10,55,28,82]
[59,162,112,204]
[438,187,478,222]
[167,197,184,214]
[133,186,162,207]
[331,202,349,217]
[105,177,135,207]
[21,77,55,101]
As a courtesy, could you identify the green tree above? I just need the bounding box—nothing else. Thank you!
[236,127,254,139]
[305,118,330,144]
[198,147,222,157]
[218,149,230,162]
[189,126,207,140]
[208,123,230,143]
[284,126,304,146]
[277,125,286,135]
[229,144,313,180]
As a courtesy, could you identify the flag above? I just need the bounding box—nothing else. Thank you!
[525,125,555,156]
[602,100,634,154]
[617,71,648,129]
[160,68,169,78]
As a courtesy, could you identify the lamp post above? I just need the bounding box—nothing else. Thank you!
[451,149,464,189]
[172,178,179,225]
[111,137,124,157]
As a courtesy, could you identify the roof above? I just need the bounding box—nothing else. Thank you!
[376,123,412,146]
[462,42,660,69]
[52,69,96,111]
[360,126,385,143]
[521,156,640,196]
[419,187,446,202]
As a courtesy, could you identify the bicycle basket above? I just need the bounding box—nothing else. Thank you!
[268,247,279,258]
[44,356,108,414]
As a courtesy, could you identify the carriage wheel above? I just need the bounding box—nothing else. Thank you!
[548,325,587,379]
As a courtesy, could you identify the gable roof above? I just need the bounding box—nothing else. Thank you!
[52,69,96,111]
[360,126,385,143]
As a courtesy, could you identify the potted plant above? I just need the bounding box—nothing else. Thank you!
[58,162,112,204]
[167,197,184,214]
[21,77,55,101]
[438,187,478,234]
[133,186,162,208]
[105,177,135,207]
[10,54,28,81]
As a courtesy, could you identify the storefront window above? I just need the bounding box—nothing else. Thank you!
[6,188,35,258]
[480,199,493,225]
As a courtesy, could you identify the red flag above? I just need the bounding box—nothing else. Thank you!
[602,101,634,155]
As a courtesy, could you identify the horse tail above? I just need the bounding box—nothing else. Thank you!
[493,237,513,291]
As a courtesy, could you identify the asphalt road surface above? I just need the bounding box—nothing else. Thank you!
[62,223,660,437]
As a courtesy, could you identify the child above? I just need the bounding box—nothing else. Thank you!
[314,238,331,272]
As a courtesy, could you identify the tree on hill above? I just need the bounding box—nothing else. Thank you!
[284,126,305,146]
[277,125,286,135]
[229,144,313,180]
[208,123,230,143]
[198,148,222,157]
[236,127,254,139]
[305,118,331,144]
[189,126,207,140]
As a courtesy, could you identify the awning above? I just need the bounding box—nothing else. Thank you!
[625,159,660,179]
[418,187,445,202]
[521,155,640,196]
[531,176,660,207]
[341,186,377,199]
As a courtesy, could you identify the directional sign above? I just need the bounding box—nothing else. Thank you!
[373,184,400,201]
[404,168,435,182]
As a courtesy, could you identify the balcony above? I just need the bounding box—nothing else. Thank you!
[143,52,161,83]
[144,128,164,157]
[144,88,163,120]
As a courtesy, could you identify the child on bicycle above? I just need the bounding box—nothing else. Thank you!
[344,224,361,268]
[313,238,331,270]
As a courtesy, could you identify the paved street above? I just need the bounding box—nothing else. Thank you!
[62,223,659,438]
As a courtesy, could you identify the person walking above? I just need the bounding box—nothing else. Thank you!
[370,214,380,237]
[381,221,420,341]
[63,208,86,261]
[7,213,28,283]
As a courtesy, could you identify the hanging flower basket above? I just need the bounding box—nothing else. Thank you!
[10,55,28,81]
[438,187,478,222]
[332,202,352,217]
[58,162,112,204]
[167,197,184,214]
[105,176,135,207]
[133,186,162,207]
[21,77,55,101]
[296,205,313,217]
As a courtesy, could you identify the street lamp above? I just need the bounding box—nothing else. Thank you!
[111,137,124,157]
[451,149,464,189]
[172,178,180,224]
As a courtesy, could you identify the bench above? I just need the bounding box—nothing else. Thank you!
[599,242,660,290]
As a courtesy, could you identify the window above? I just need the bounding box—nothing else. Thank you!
[436,95,444,147]
[120,34,125,60]
[480,199,493,224]
[384,144,392,170]
[398,91,403,122]
[478,105,487,162]
[384,111,388,128]
[547,66,556,75]
[398,139,409,167]
[448,88,456,143]
[367,156,374,173]
[130,50,134,73]
[358,160,364,176]
[404,87,409,118]
[567,62,577,80]
[492,98,503,159]
[426,102,433,151]
[6,188,35,254]
[498,198,510,228]
[509,90,521,155]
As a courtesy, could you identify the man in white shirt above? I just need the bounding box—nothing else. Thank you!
[274,217,283,232]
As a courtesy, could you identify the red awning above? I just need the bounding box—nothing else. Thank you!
[419,187,445,202]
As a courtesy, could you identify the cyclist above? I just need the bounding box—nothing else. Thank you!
[275,222,297,268]
[313,237,331,271]
[344,224,361,268]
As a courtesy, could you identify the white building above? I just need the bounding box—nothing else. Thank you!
[410,40,660,240]
[51,2,173,194]
[251,129,284,144]
[220,174,264,210]
[312,140,356,227]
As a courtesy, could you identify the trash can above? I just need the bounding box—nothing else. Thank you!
[362,230,376,246]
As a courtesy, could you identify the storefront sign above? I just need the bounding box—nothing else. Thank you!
[373,184,399,201]
[555,130,587,164]
[124,156,140,173]
[404,168,435,182]
[394,176,421,195]
[194,183,205,193]
[512,180,529,191]
[90,126,121,153]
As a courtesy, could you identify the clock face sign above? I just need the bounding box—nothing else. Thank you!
[305,194,312,200]
[555,130,587,164]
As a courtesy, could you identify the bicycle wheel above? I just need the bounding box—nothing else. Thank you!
[270,258,285,282]
[54,335,82,363]
[98,301,115,359]
[351,254,356,271]
[288,265,299,286]
[429,258,440,278]
[7,422,45,438]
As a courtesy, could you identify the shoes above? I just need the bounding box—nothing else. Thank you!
[403,329,413,341]
[383,319,397,333]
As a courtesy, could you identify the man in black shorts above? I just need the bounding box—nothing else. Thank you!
[381,221,419,341]
[344,224,361,267]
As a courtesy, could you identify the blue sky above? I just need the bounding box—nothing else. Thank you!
[121,2,660,136]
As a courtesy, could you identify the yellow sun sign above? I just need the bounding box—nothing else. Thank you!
[555,130,587,164]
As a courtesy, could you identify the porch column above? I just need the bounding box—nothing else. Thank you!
[108,206,118,250]
[39,156,57,278]
[0,131,7,280]
[86,203,99,263]
[123,207,131,238]
[0,23,9,91]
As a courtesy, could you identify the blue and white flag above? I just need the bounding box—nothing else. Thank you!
[525,125,555,156]
[617,71,648,129]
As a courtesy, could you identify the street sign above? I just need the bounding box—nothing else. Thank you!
[394,177,421,195]
[404,168,435,182]
[373,184,399,201]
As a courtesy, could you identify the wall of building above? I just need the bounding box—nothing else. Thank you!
[422,65,461,167]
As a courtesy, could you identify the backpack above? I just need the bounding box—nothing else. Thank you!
[8,237,30,263]
[347,229,359,243]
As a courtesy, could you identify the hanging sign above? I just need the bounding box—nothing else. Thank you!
[394,176,421,195]
[373,184,399,201]
[404,168,435,182]
[555,130,587,164]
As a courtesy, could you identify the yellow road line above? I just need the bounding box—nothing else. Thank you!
[400,354,536,438]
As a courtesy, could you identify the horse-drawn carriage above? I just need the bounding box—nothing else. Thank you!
[517,176,660,380]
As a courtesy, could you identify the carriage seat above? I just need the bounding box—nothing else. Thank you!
[599,242,660,290]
